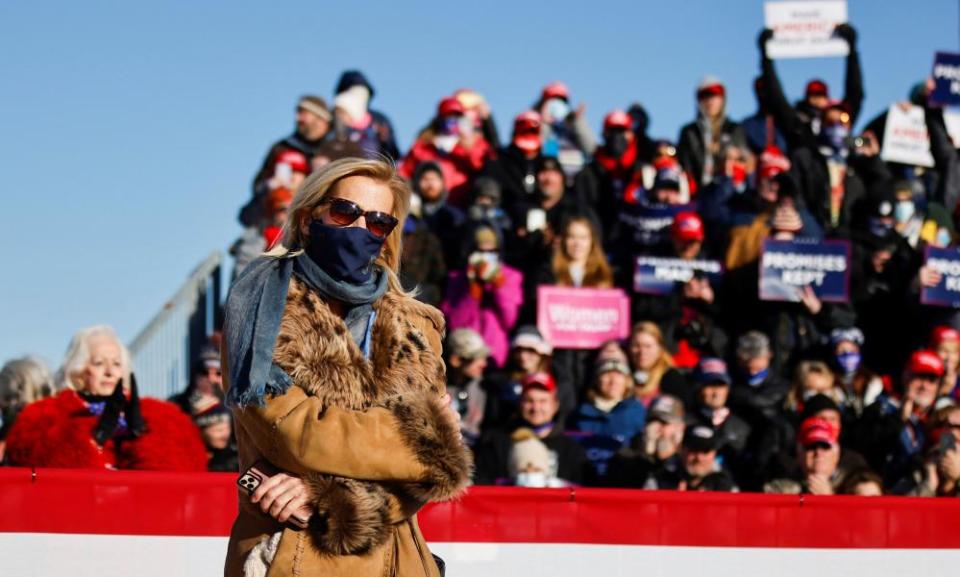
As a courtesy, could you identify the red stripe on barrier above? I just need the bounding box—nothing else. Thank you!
[2,468,959,548]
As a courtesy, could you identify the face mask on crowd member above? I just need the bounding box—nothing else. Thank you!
[602,110,634,158]
[434,97,468,153]
[830,327,865,378]
[512,111,542,158]
[818,104,852,159]
[721,145,749,190]
[299,175,396,285]
[737,331,772,386]
[541,82,572,126]
[467,178,505,222]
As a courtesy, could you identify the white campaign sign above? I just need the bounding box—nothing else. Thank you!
[944,109,960,147]
[881,104,935,168]
[764,1,849,59]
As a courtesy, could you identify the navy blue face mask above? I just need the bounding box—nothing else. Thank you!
[306,219,385,284]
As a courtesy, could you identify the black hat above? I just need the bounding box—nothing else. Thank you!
[799,393,841,422]
[335,70,375,98]
[535,156,563,174]
[684,425,719,452]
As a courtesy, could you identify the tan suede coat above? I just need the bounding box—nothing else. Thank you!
[223,278,471,577]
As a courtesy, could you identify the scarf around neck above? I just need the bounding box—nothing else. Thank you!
[224,251,388,407]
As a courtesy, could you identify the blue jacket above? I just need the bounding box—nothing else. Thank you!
[567,399,647,479]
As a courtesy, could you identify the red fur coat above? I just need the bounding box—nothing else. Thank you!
[5,389,208,471]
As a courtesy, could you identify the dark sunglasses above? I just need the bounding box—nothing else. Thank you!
[317,197,399,239]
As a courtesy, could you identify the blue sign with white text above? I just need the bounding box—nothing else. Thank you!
[931,52,960,106]
[759,239,850,303]
[921,246,960,308]
[633,256,724,295]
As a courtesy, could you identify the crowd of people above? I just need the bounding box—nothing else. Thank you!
[2,24,960,498]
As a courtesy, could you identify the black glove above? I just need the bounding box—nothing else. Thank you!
[91,374,145,445]
[93,381,125,446]
[835,23,857,46]
[758,28,774,55]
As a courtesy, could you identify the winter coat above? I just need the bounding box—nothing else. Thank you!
[222,278,472,577]
[5,389,208,471]
[472,422,592,485]
[241,134,328,227]
[677,117,748,191]
[925,106,960,211]
[399,137,494,208]
[481,145,542,216]
[442,266,524,367]
[400,218,447,307]
[567,399,647,479]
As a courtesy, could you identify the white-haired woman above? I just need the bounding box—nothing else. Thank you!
[221,158,470,577]
[4,325,207,470]
[0,356,54,462]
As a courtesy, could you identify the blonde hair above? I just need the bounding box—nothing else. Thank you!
[57,325,132,392]
[551,216,613,288]
[785,360,839,412]
[0,356,54,407]
[629,321,674,398]
[265,157,411,296]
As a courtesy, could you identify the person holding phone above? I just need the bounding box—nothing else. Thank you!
[442,223,524,368]
[222,158,470,577]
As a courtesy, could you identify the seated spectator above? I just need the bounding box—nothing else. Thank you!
[413,160,467,269]
[567,355,646,478]
[686,358,751,473]
[399,195,447,306]
[0,357,54,463]
[507,428,571,488]
[484,326,555,432]
[331,70,399,159]
[399,96,494,207]
[828,327,884,418]
[839,468,885,496]
[765,416,848,494]
[931,326,960,401]
[4,326,207,470]
[169,345,224,416]
[535,81,596,180]
[191,398,238,472]
[855,350,943,489]
[677,75,748,191]
[627,322,691,408]
[243,96,330,226]
[605,395,686,488]
[483,111,545,216]
[784,361,846,419]
[445,328,493,446]
[442,224,524,367]
[473,372,591,485]
[632,211,726,368]
[728,331,789,429]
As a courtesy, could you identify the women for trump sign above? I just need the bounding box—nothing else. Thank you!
[537,286,630,349]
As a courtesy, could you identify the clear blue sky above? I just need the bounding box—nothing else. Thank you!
[1,0,957,368]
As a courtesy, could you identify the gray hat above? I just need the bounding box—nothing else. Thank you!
[448,328,491,360]
[737,331,771,359]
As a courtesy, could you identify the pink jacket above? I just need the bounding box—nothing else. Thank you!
[442,266,523,367]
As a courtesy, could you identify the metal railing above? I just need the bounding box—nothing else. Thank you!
[129,252,223,399]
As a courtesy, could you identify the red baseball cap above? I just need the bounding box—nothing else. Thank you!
[521,371,557,396]
[759,145,791,180]
[274,149,309,174]
[908,350,945,377]
[513,111,542,153]
[672,211,704,243]
[541,81,570,101]
[806,79,829,98]
[697,83,725,100]
[437,96,465,118]
[603,109,632,131]
[798,417,839,448]
[931,326,960,347]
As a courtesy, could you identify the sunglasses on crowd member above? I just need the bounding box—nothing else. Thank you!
[317,197,399,238]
